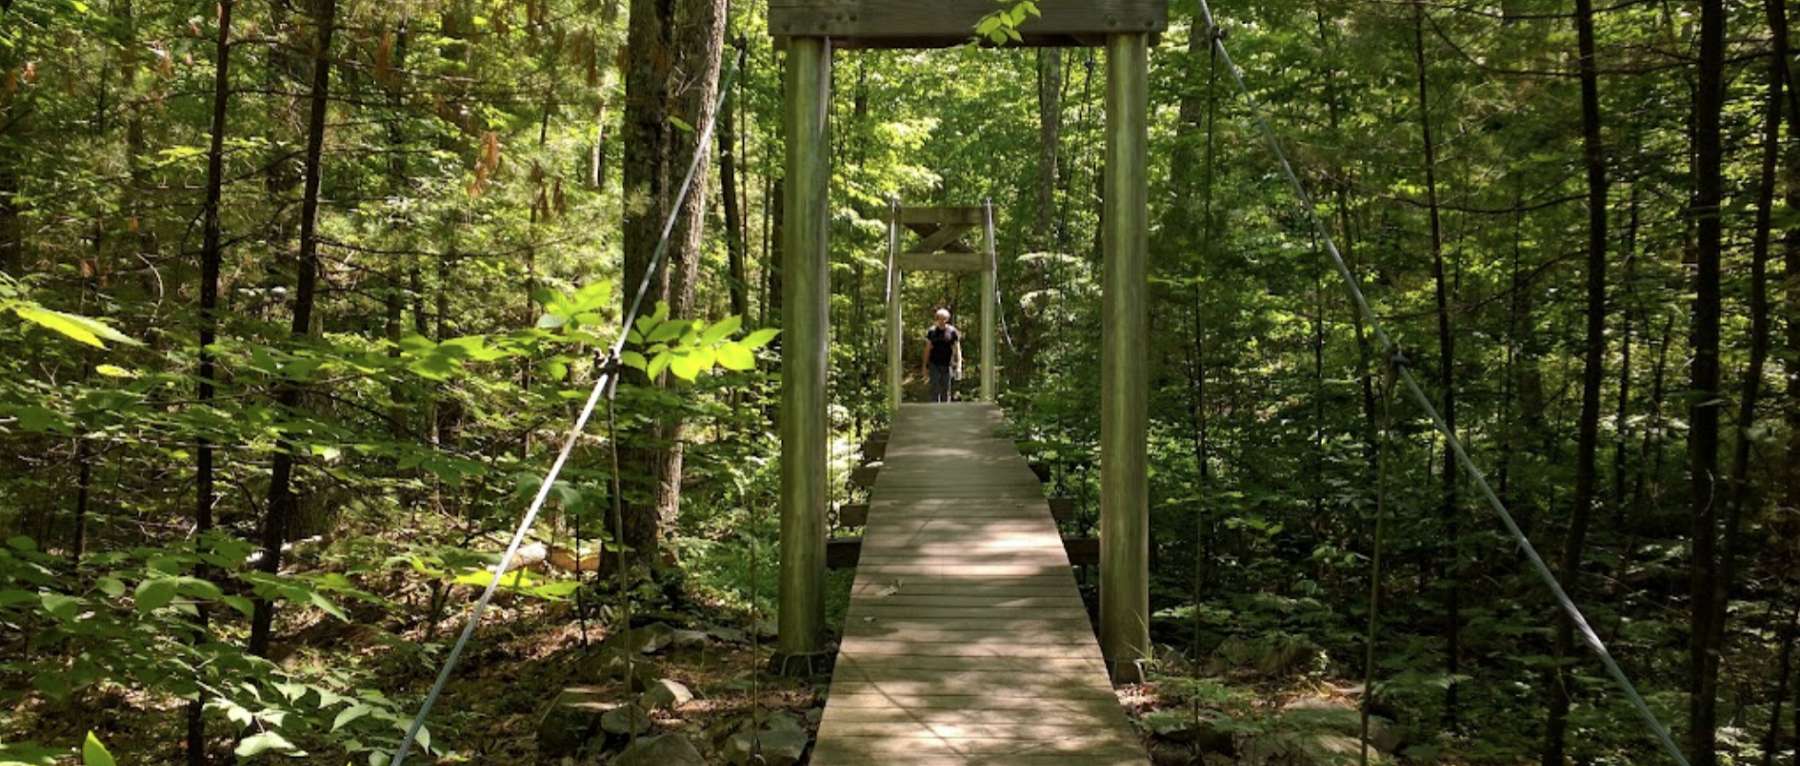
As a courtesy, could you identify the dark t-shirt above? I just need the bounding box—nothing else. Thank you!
[927,325,960,366]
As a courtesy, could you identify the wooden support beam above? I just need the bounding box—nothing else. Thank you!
[777,37,832,667]
[913,222,974,253]
[1098,32,1151,685]
[904,222,975,252]
[899,206,986,225]
[768,0,1167,49]
[897,252,985,273]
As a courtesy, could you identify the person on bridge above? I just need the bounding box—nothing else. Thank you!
[922,308,963,403]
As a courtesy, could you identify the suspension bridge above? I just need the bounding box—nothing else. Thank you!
[388,0,1695,763]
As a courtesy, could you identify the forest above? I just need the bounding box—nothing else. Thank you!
[0,0,1796,762]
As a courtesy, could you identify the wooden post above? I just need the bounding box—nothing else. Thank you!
[1098,31,1150,684]
[776,36,832,670]
[887,197,902,412]
[980,199,998,401]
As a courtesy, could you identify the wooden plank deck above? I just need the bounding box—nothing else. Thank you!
[813,402,1147,765]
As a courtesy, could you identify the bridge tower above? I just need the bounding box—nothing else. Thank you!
[769,0,1167,683]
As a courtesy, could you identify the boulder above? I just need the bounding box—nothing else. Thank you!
[670,628,710,651]
[579,649,658,691]
[603,622,677,655]
[1142,710,1234,755]
[602,703,653,737]
[536,686,609,757]
[641,679,694,711]
[611,734,704,766]
[721,712,810,766]
[722,728,808,766]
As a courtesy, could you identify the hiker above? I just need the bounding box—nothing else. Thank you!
[922,307,962,403]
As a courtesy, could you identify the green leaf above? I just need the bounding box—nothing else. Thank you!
[645,320,686,344]
[175,576,223,601]
[82,732,116,766]
[40,592,81,621]
[309,591,350,622]
[333,703,373,731]
[741,328,780,349]
[14,405,62,433]
[14,306,139,348]
[222,595,255,618]
[700,315,742,345]
[234,731,296,757]
[619,350,647,371]
[95,578,126,598]
[716,342,755,371]
[646,352,671,381]
[668,351,703,381]
[134,577,178,613]
[94,364,137,378]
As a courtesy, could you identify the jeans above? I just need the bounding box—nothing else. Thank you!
[928,363,953,402]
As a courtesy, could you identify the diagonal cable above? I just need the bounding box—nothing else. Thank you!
[1189,3,1688,762]
[389,50,743,765]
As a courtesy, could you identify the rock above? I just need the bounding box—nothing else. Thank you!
[579,649,659,691]
[611,734,704,766]
[1278,695,1399,754]
[1145,738,1196,766]
[720,712,809,766]
[604,622,677,655]
[602,703,652,737]
[641,679,693,711]
[536,686,609,757]
[1143,709,1234,755]
[722,728,808,766]
[669,628,709,651]
[705,625,748,644]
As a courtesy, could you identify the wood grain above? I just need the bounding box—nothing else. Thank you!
[814,402,1146,764]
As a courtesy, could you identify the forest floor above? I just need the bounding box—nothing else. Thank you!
[3,540,1401,765]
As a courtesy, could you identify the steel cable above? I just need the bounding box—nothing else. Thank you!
[388,51,743,765]
[1190,2,1688,761]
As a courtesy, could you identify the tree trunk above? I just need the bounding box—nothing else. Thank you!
[1711,0,1787,698]
[383,22,409,436]
[1544,0,1607,758]
[1037,49,1062,244]
[250,0,335,658]
[189,0,233,759]
[1687,0,1727,760]
[1767,603,1799,766]
[618,0,674,558]
[1612,182,1641,526]
[1411,0,1459,726]
[617,0,725,558]
[719,48,748,319]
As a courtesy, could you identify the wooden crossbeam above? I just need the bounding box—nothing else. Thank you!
[898,206,985,226]
[903,222,973,253]
[912,222,973,254]
[897,252,985,273]
[768,0,1167,49]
